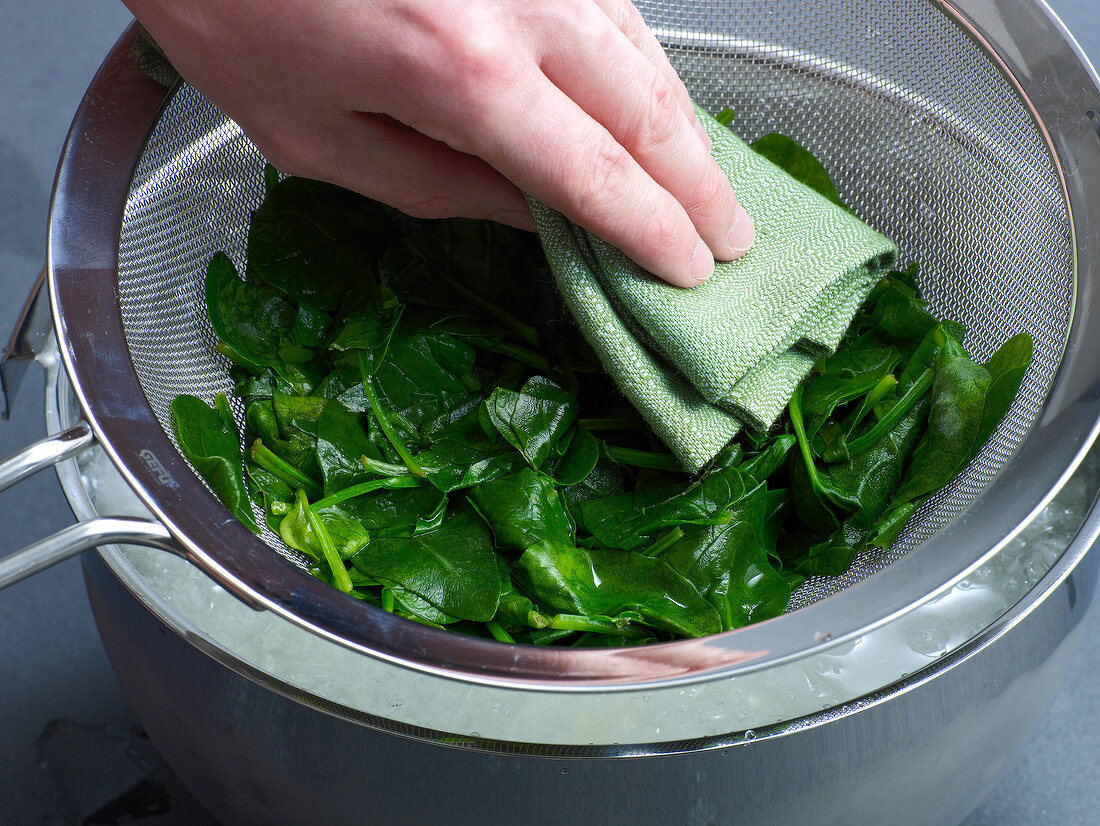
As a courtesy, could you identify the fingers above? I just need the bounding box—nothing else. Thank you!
[589,0,697,124]
[545,1,754,266]
[130,0,755,287]
[265,111,535,230]
[457,69,713,287]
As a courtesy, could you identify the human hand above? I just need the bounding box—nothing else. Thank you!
[123,0,754,286]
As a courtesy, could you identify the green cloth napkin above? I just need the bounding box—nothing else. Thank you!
[528,108,897,472]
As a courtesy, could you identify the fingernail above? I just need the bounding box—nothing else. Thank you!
[689,240,714,284]
[728,205,755,257]
[694,115,712,151]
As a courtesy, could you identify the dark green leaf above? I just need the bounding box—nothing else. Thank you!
[350,500,501,622]
[467,467,574,550]
[751,132,846,209]
[204,253,319,394]
[515,541,721,638]
[247,176,395,310]
[579,464,749,551]
[664,484,790,630]
[171,393,260,533]
[484,376,579,470]
[315,398,382,495]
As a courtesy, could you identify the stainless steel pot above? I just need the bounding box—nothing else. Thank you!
[4,0,1100,823]
[49,357,1100,824]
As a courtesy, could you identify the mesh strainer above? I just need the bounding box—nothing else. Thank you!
[34,0,1100,687]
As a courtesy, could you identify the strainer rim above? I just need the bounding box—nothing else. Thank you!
[45,5,1100,690]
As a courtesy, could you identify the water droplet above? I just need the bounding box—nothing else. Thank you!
[907,626,948,657]
[743,729,757,741]
[560,768,569,776]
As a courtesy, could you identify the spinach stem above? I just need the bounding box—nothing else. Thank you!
[359,456,413,477]
[486,621,516,644]
[642,526,684,557]
[250,440,323,499]
[788,387,835,510]
[359,353,425,478]
[381,587,395,613]
[428,260,540,347]
[841,373,897,437]
[843,368,934,458]
[298,490,354,593]
[604,445,686,472]
[547,614,647,638]
[312,475,420,510]
[481,341,552,373]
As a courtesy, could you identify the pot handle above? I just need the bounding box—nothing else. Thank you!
[0,422,180,590]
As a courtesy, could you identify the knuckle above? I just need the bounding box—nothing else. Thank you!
[612,2,646,46]
[569,143,636,218]
[437,28,512,98]
[631,75,680,152]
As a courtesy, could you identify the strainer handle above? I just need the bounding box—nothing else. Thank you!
[0,423,179,589]
[0,422,95,493]
[0,516,176,590]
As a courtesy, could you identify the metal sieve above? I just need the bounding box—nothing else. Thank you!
[11,0,1100,687]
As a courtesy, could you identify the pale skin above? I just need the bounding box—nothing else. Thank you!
[122,0,755,287]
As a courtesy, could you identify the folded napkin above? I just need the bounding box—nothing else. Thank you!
[529,107,897,472]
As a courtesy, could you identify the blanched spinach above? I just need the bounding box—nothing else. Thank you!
[171,166,1033,646]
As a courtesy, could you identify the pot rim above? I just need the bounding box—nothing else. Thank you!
[45,342,1100,747]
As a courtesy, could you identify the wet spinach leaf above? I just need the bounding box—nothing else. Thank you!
[350,500,501,622]
[173,158,1033,647]
[515,541,722,638]
[171,393,260,533]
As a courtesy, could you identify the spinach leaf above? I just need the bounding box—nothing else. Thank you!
[279,491,370,566]
[467,467,574,550]
[789,390,929,542]
[336,483,448,538]
[373,329,479,435]
[664,483,790,630]
[579,464,749,551]
[171,393,260,533]
[515,541,722,638]
[247,174,395,311]
[890,333,1032,505]
[350,500,501,622]
[204,252,319,394]
[484,376,579,471]
[315,398,382,495]
[328,301,404,376]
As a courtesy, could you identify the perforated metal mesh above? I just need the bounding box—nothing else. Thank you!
[116,0,1072,609]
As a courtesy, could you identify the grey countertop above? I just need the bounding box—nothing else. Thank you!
[1,1,1098,823]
